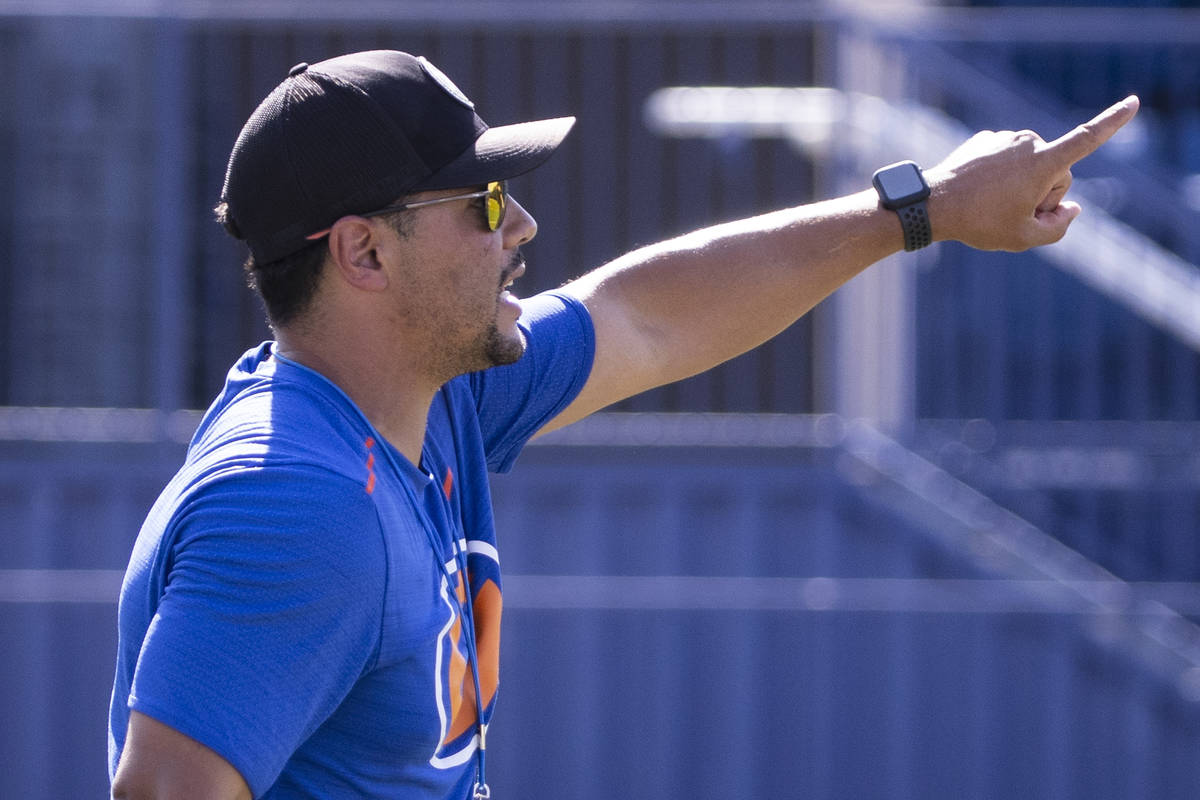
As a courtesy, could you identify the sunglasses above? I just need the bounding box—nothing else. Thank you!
[306,181,508,244]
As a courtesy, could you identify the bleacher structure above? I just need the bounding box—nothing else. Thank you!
[2,3,1199,797]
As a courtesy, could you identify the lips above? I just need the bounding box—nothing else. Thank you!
[495,252,524,316]
[497,251,526,311]
[500,255,526,293]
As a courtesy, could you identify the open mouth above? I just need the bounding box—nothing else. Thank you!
[499,260,525,300]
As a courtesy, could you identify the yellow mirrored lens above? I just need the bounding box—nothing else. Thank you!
[486,182,505,230]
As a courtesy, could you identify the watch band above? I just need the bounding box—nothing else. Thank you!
[898,200,932,252]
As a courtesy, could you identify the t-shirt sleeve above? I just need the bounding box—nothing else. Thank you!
[470,291,595,473]
[125,466,386,797]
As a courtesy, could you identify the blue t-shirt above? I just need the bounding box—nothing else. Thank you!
[109,292,594,799]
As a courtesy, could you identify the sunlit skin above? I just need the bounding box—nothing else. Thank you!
[374,191,530,374]
[542,97,1141,436]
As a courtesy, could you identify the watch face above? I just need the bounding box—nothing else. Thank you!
[874,161,930,208]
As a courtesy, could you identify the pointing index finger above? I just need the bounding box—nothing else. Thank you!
[1044,95,1140,167]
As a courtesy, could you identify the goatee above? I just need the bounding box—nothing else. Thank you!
[483,321,526,367]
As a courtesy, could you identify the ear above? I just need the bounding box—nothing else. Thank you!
[326,216,390,292]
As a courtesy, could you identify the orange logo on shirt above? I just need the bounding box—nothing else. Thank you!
[364,437,377,495]
[442,571,502,745]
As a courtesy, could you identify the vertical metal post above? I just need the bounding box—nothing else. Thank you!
[820,24,917,436]
[150,17,192,415]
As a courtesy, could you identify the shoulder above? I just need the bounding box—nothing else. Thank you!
[173,463,385,578]
[119,465,388,798]
[516,290,595,362]
[187,363,379,492]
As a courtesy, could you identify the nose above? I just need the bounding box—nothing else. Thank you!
[503,196,537,247]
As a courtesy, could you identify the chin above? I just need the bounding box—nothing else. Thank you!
[483,325,527,368]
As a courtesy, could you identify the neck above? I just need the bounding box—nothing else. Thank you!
[273,322,438,466]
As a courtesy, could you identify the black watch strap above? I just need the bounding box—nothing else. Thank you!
[898,200,932,252]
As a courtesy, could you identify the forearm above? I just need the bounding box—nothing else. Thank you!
[552,188,901,423]
[543,96,1138,431]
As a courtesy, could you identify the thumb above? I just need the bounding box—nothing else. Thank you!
[1029,200,1082,247]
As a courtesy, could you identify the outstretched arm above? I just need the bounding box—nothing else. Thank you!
[540,96,1139,433]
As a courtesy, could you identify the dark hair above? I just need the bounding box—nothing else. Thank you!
[214,201,411,328]
[215,200,326,327]
[243,241,328,327]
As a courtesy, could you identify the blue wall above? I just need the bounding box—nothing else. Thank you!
[4,436,1199,798]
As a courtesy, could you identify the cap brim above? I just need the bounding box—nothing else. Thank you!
[416,116,576,191]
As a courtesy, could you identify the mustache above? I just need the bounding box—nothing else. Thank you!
[500,249,525,287]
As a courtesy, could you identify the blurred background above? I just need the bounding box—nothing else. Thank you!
[3,0,1200,797]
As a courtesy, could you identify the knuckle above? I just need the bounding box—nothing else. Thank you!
[1009,129,1041,147]
[1074,124,1099,145]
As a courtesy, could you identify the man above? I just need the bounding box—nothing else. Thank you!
[108,49,1138,799]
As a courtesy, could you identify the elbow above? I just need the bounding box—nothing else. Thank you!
[110,763,168,800]
[111,771,153,800]
[110,780,136,800]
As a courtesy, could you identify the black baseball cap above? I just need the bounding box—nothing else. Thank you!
[219,50,576,264]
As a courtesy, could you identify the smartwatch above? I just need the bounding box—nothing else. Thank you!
[872,160,932,252]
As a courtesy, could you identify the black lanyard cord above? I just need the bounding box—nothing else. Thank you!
[372,439,491,799]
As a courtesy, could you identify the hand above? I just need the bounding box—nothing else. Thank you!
[926,96,1140,252]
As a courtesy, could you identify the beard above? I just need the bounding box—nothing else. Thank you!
[482,320,527,367]
[424,250,528,378]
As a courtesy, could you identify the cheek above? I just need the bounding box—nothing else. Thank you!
[393,223,500,312]
[449,242,502,299]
